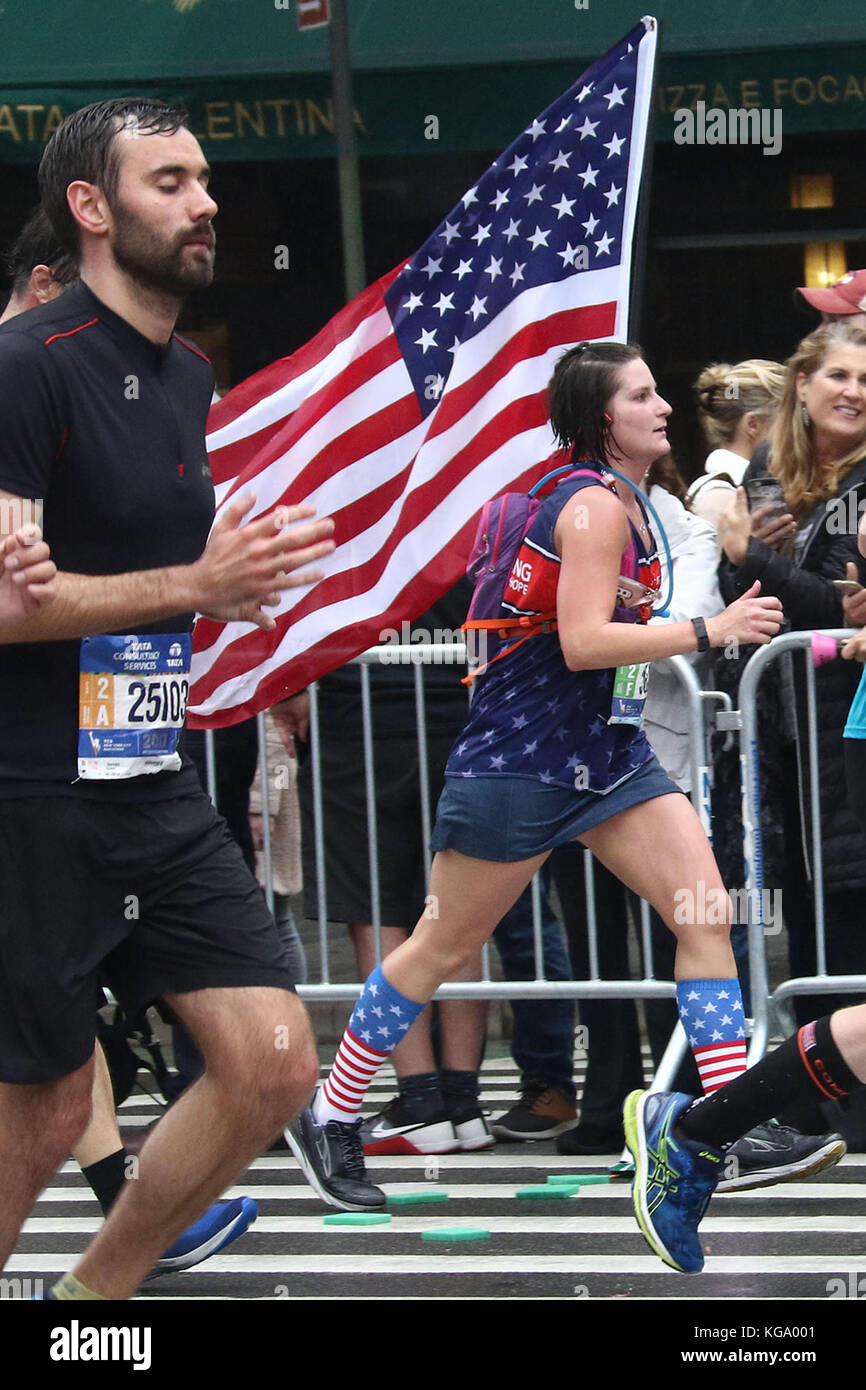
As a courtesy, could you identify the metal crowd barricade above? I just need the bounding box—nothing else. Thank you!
[199,645,727,1090]
[738,628,865,1063]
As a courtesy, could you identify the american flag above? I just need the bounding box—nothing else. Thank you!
[188,17,658,727]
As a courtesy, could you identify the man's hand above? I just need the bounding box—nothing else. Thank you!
[192,493,335,631]
[0,524,57,628]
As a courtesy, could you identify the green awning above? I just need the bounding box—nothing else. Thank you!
[2,3,865,164]
[1,41,866,164]
[1,0,865,84]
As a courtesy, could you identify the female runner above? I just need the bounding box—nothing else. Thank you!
[288,341,784,1209]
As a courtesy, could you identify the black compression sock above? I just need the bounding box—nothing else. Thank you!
[440,1069,481,1121]
[678,1015,861,1151]
[80,1148,128,1216]
[396,1072,445,1119]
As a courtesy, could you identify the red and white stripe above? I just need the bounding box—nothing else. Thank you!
[318,1028,389,1121]
[693,1041,748,1094]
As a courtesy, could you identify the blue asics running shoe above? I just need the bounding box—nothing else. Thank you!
[623,1090,723,1273]
[145,1196,258,1280]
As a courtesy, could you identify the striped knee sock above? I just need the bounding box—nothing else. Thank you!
[677,978,747,1093]
[314,965,426,1125]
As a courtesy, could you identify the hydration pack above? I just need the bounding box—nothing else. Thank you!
[461,462,673,685]
[461,464,593,683]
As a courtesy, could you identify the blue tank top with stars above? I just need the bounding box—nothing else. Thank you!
[447,472,660,795]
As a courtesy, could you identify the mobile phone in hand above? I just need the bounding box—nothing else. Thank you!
[833,578,864,596]
[745,475,788,520]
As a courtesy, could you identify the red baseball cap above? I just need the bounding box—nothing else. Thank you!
[795,269,866,316]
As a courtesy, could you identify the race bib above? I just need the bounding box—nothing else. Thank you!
[78,634,191,780]
[609,661,649,726]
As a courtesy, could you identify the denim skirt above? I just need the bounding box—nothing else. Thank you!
[429,756,683,863]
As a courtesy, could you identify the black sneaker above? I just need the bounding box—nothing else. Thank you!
[716,1120,846,1193]
[556,1122,624,1155]
[284,1103,387,1211]
[490,1078,577,1141]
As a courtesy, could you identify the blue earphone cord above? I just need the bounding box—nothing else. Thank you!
[529,462,675,616]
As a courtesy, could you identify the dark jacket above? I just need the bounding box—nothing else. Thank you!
[717,448,866,892]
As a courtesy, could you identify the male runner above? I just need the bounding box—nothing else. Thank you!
[0,97,334,1300]
[0,205,261,1276]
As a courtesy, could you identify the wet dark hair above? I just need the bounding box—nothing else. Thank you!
[548,341,644,467]
[38,97,189,254]
[4,205,78,291]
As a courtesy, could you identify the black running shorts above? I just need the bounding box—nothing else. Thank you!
[0,791,294,1084]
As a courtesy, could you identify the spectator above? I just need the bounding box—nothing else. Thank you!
[717,323,866,1063]
[795,270,866,329]
[249,705,308,986]
[687,359,786,527]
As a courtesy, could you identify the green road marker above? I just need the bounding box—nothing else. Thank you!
[422,1227,490,1242]
[516,1185,577,1199]
[386,1191,450,1206]
[608,1160,635,1179]
[323,1213,392,1226]
[548,1173,612,1187]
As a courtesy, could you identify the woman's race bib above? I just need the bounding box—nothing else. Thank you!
[77,633,191,779]
[609,660,649,726]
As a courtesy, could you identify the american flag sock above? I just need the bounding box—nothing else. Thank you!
[677,977,747,1093]
[313,965,426,1125]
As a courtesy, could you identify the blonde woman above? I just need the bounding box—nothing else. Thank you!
[717,322,866,1052]
[688,359,786,526]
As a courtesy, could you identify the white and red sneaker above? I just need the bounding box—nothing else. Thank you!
[360,1096,459,1155]
[452,1109,496,1152]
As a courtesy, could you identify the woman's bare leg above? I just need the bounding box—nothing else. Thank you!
[577,793,735,977]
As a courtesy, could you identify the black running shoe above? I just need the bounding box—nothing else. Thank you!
[716,1120,846,1192]
[284,1103,387,1211]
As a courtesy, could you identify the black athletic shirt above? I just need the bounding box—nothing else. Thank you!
[0,281,215,799]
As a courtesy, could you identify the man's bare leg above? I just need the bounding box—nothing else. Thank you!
[72,986,318,1300]
[0,1055,94,1269]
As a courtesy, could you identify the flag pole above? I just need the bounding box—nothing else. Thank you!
[328,0,367,299]
[627,16,661,342]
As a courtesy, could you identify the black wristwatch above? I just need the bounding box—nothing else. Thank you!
[691,616,710,652]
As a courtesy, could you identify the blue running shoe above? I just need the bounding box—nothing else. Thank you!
[145,1196,258,1280]
[623,1090,723,1274]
